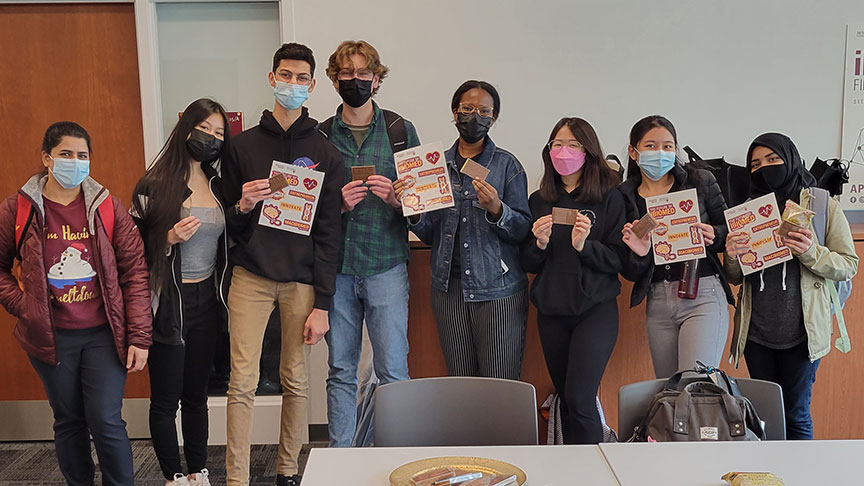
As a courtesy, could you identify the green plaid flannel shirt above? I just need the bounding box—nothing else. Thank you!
[327,103,421,276]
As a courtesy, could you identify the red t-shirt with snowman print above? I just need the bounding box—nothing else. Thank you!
[43,194,108,330]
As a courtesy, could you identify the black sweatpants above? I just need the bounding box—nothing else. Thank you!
[537,299,618,444]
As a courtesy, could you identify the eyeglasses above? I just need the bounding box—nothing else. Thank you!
[336,68,374,81]
[274,70,313,86]
[457,103,494,118]
[547,139,584,150]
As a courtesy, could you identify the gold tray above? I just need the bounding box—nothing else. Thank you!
[389,456,527,486]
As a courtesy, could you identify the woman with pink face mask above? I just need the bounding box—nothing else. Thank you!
[520,117,625,444]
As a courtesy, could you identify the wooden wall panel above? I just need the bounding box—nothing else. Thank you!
[408,242,864,441]
[0,3,149,400]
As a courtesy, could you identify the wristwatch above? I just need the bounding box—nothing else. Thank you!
[234,201,246,215]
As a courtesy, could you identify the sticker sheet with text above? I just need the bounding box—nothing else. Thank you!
[724,193,792,275]
[645,188,705,265]
[257,160,324,236]
[396,141,455,217]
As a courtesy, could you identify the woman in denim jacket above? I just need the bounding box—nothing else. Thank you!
[398,80,531,379]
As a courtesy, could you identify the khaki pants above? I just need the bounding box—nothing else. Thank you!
[225,266,314,485]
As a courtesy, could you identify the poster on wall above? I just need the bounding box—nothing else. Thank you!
[178,111,243,135]
[644,188,705,265]
[841,23,864,210]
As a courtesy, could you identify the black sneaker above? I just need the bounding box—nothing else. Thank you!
[276,474,302,486]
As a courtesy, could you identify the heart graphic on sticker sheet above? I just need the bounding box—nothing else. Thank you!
[679,200,694,213]
[758,205,773,218]
[303,178,318,191]
[426,152,440,164]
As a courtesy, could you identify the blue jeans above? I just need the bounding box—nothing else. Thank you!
[29,325,133,486]
[326,263,410,447]
[744,340,821,440]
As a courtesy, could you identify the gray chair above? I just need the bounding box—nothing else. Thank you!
[373,377,539,447]
[618,376,785,441]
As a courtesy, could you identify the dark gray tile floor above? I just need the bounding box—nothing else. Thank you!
[0,440,326,486]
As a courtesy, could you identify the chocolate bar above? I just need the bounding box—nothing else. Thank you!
[460,158,490,181]
[631,212,659,239]
[552,207,580,225]
[268,173,289,193]
[351,165,376,182]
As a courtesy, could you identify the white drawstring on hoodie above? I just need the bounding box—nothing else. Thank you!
[758,261,788,292]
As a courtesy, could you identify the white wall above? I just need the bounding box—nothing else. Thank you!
[291,0,864,192]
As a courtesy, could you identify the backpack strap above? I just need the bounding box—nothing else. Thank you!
[318,116,335,139]
[807,187,851,352]
[96,196,115,245]
[381,109,407,155]
[808,186,829,246]
[14,194,35,259]
[830,280,851,353]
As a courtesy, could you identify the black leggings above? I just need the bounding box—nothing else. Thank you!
[148,278,219,479]
[538,299,618,444]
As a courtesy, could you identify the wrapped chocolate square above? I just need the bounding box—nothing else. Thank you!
[778,200,814,239]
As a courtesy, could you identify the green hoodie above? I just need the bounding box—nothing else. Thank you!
[725,188,859,365]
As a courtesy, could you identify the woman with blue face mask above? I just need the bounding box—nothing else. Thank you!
[0,122,152,486]
[618,115,734,379]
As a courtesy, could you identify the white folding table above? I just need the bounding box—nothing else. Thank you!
[599,440,864,485]
[301,444,619,485]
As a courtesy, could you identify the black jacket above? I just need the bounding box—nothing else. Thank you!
[618,164,734,307]
[132,162,230,345]
[521,186,627,316]
[222,108,344,310]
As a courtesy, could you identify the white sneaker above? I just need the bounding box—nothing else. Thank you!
[166,473,191,486]
[188,469,211,486]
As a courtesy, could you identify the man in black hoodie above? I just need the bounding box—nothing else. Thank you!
[221,43,343,486]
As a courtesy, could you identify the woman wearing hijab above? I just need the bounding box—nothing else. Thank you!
[725,132,858,439]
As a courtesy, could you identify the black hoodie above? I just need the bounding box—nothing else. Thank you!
[222,108,344,310]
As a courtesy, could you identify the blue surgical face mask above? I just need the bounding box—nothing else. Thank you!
[50,156,90,189]
[274,80,308,110]
[636,149,677,181]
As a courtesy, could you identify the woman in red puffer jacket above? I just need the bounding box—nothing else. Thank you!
[0,121,152,486]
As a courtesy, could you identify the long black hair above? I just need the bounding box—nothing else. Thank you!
[132,98,230,291]
[539,117,619,204]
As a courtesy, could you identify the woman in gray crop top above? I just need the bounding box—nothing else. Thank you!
[131,98,233,486]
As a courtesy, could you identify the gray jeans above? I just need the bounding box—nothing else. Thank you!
[645,275,729,378]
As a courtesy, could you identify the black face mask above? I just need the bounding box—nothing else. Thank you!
[186,129,223,163]
[750,164,788,196]
[455,112,493,144]
[338,78,373,108]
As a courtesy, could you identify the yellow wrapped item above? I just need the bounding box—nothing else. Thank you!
[721,472,785,485]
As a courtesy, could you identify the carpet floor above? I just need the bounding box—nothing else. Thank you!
[0,440,327,485]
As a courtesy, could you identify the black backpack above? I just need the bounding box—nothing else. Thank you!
[318,109,407,156]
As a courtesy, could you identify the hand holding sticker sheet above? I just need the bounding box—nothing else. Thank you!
[645,188,705,265]
[724,193,792,275]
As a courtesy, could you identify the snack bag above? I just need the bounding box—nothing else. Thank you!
[778,200,814,238]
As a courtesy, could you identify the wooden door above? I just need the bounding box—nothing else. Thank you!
[0,3,149,400]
